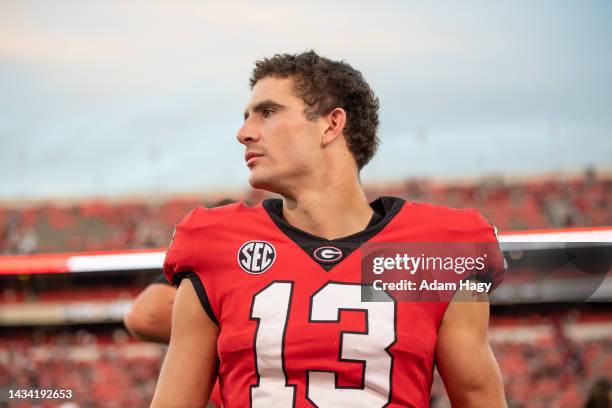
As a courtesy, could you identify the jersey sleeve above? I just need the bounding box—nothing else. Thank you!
[163,209,196,286]
[469,209,507,293]
[163,208,219,325]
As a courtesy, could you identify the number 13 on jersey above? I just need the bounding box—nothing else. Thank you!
[249,281,396,408]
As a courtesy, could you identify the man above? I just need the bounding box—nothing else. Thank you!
[151,51,506,407]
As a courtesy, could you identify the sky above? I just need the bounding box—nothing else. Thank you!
[1,0,611,200]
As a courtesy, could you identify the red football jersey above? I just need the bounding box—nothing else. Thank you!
[164,197,505,408]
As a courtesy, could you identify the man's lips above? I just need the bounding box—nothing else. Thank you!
[245,152,263,167]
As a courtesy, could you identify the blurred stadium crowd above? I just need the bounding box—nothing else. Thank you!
[1,327,160,408]
[1,170,610,255]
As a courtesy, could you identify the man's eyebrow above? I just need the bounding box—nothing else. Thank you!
[243,100,286,120]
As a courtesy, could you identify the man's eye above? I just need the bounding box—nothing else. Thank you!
[262,109,273,118]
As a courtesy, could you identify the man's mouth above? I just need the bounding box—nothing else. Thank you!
[245,152,263,167]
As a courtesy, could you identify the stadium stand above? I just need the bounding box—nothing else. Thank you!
[0,327,162,408]
[1,171,610,255]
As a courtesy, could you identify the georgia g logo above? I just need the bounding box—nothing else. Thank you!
[238,240,276,274]
[313,246,344,263]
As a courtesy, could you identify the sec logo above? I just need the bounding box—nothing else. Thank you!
[238,240,276,274]
[313,246,344,263]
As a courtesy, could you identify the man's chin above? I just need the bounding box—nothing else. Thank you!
[248,173,278,193]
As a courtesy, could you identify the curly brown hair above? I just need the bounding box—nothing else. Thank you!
[249,50,380,170]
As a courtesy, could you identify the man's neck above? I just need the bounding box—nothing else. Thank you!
[280,180,373,241]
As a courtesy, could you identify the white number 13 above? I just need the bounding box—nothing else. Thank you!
[250,282,396,407]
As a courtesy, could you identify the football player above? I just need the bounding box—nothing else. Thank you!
[151,51,507,407]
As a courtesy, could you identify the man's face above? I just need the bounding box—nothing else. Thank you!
[237,76,322,192]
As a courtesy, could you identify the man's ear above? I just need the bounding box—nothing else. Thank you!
[321,108,347,146]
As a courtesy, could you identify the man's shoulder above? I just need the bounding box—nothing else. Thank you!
[406,201,490,228]
[180,201,265,230]
[164,201,268,281]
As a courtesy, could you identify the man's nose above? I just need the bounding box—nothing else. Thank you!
[236,120,259,145]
